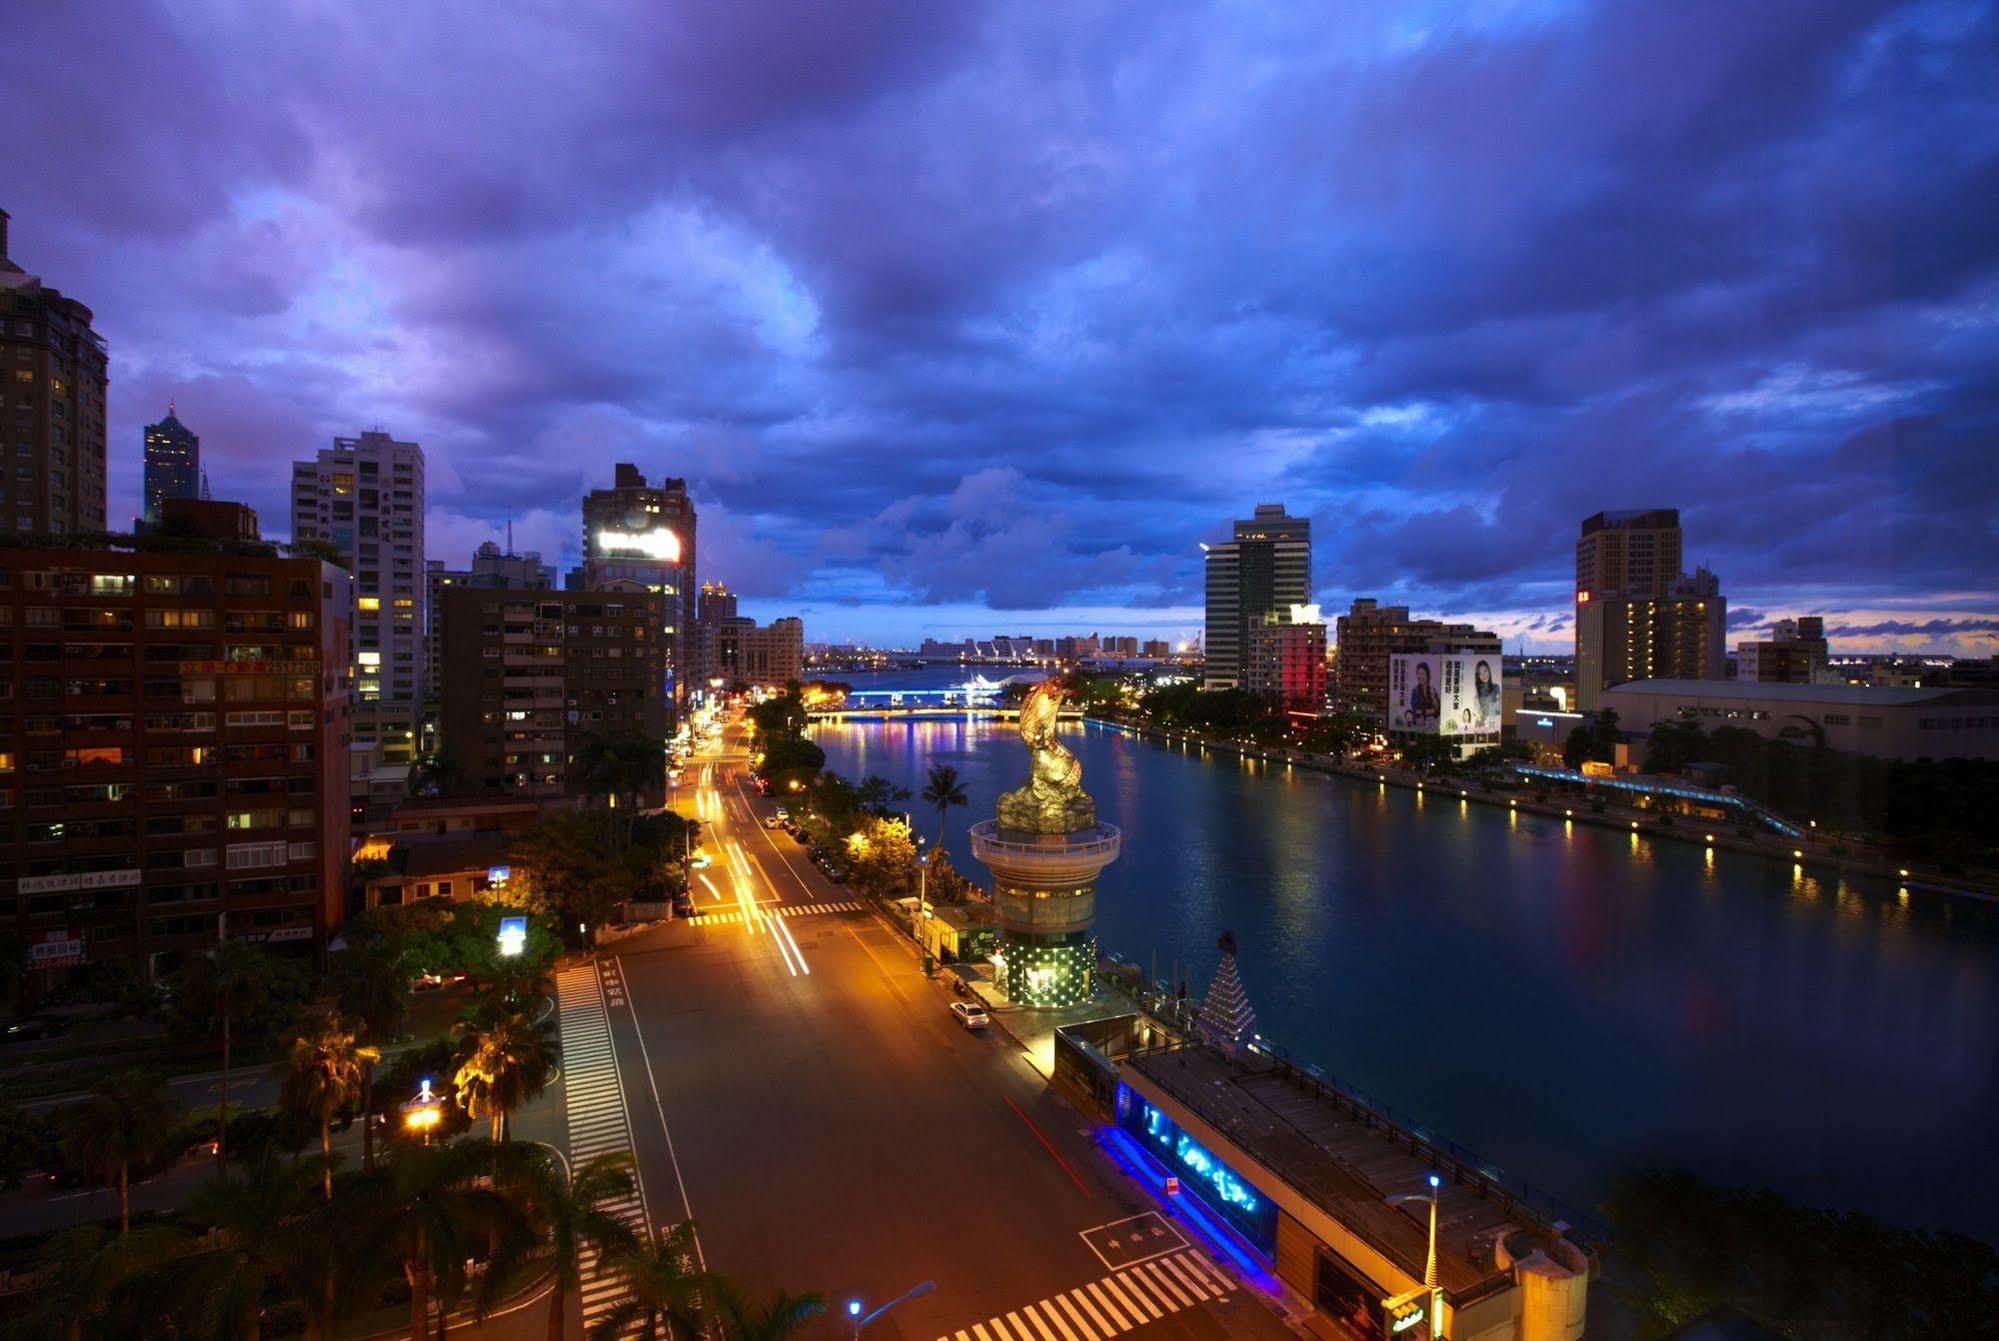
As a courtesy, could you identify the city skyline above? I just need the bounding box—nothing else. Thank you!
[4,2,1996,654]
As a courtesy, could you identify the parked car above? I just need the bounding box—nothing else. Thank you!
[950,1001,989,1031]
[774,806,790,821]
[2,1016,65,1042]
[762,815,783,829]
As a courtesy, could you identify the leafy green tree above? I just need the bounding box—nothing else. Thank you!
[712,1278,828,1341]
[845,817,920,901]
[178,1150,346,1341]
[920,764,969,846]
[60,1071,185,1235]
[491,1148,641,1341]
[346,1137,533,1341]
[170,939,277,1173]
[756,735,825,789]
[1400,734,1459,774]
[0,1097,59,1190]
[746,692,806,741]
[510,811,654,944]
[577,733,667,838]
[330,939,412,1174]
[278,1011,378,1200]
[19,1222,194,1341]
[590,1220,709,1341]
[450,1002,555,1143]
[1604,1167,1999,1339]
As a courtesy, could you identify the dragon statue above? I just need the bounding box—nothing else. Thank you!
[996,676,1097,834]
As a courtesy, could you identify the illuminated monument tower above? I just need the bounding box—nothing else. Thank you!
[970,679,1120,1008]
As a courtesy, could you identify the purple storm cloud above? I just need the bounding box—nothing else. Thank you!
[2,0,1994,649]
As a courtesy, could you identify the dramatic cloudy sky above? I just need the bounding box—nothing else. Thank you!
[5,1,1996,651]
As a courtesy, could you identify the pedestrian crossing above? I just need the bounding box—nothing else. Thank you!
[556,963,650,1336]
[684,900,863,925]
[937,1250,1235,1341]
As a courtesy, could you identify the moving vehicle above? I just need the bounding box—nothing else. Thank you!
[950,1000,989,1031]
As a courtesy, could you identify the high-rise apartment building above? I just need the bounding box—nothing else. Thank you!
[424,542,555,703]
[142,404,202,524]
[290,431,426,762]
[1736,616,1829,684]
[575,464,695,715]
[0,501,352,977]
[1574,510,1725,710]
[1333,598,1501,724]
[1203,503,1310,690]
[0,210,109,537]
[1246,614,1328,715]
[708,614,804,688]
[694,581,737,690]
[436,588,667,799]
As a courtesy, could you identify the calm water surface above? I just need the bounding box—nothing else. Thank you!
[810,685,1999,1237]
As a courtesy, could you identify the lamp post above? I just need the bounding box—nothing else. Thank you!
[848,1281,935,1341]
[1388,1172,1445,1339]
[914,837,929,966]
[401,1077,444,1147]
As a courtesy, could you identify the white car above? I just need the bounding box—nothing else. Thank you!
[950,1001,989,1031]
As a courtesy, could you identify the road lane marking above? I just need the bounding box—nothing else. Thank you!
[934,1252,1230,1341]
[1002,1095,1092,1197]
[555,965,654,1334]
[613,954,708,1275]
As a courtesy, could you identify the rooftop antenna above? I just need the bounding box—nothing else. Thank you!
[507,518,514,555]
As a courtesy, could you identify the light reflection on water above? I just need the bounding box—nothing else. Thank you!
[811,714,1999,1236]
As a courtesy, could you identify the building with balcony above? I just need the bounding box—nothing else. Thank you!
[0,210,109,537]
[436,587,668,799]
[0,504,351,977]
[1334,598,1500,725]
[290,430,426,764]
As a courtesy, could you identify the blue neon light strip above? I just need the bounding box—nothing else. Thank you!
[1100,1126,1282,1293]
[1512,764,1804,838]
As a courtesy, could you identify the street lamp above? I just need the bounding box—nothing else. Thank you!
[1388,1172,1445,1339]
[848,1281,935,1341]
[402,1077,444,1146]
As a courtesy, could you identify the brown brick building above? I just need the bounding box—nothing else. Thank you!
[1333,598,1500,725]
[0,506,352,977]
[437,588,667,799]
[0,209,110,537]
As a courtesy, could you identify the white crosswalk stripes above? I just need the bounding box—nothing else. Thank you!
[684,900,863,925]
[937,1251,1234,1341]
[557,964,651,1338]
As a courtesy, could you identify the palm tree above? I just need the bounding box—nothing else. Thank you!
[180,939,274,1173]
[920,763,968,846]
[347,1137,532,1341]
[577,733,667,843]
[451,1002,555,1143]
[177,1151,345,1341]
[590,1220,708,1341]
[60,1070,184,1235]
[278,1010,378,1200]
[331,940,411,1174]
[712,1278,828,1341]
[489,1149,641,1341]
[23,1222,193,1341]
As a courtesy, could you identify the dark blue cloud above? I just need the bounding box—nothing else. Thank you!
[1,0,1993,649]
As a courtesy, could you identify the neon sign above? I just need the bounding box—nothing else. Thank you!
[594,527,682,562]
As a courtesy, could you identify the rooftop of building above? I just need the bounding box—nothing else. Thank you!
[1603,678,1997,706]
[382,834,516,881]
[1581,507,1680,532]
[1125,1045,1582,1298]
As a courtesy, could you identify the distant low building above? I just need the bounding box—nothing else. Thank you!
[1246,614,1328,716]
[1334,598,1500,725]
[1601,680,1999,760]
[1736,616,1829,684]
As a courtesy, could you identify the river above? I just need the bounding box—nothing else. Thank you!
[807,670,1999,1238]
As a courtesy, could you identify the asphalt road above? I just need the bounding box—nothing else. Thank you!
[586,721,1292,1341]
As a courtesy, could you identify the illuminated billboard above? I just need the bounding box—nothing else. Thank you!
[1388,652,1503,739]
[593,526,682,562]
